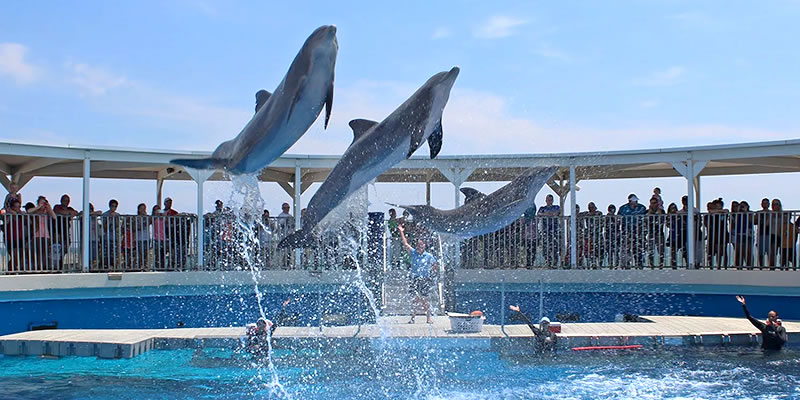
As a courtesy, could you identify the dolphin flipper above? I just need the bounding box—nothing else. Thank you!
[324,81,334,129]
[278,229,315,249]
[170,158,226,170]
[427,120,443,158]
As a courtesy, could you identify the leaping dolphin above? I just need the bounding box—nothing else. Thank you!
[171,25,338,175]
[278,67,460,248]
[393,167,557,238]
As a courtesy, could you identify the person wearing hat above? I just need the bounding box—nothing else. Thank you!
[509,305,558,354]
[618,193,647,267]
[736,296,787,351]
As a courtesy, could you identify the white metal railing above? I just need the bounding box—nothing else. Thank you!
[2,211,799,273]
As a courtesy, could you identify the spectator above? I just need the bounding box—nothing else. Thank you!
[102,199,121,269]
[538,194,561,267]
[705,198,730,268]
[732,201,754,267]
[257,208,274,267]
[53,194,78,270]
[680,195,703,266]
[4,199,25,271]
[3,183,21,211]
[30,196,57,270]
[276,202,294,233]
[652,187,664,211]
[86,203,101,268]
[579,202,602,267]
[604,204,619,267]
[387,208,404,270]
[278,202,292,219]
[152,205,166,270]
[666,202,685,267]
[618,194,647,267]
[772,199,797,269]
[133,203,150,270]
[646,196,666,267]
[164,197,187,269]
[755,198,775,267]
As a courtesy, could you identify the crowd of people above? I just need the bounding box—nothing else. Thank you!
[2,183,799,272]
[461,187,800,269]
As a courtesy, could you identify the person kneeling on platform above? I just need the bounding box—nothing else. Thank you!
[246,298,291,356]
[736,295,787,351]
[509,305,558,353]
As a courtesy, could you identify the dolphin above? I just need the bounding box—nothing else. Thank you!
[393,167,557,238]
[171,25,338,175]
[278,67,460,248]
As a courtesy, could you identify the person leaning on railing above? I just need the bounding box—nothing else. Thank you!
[151,204,166,270]
[3,199,25,271]
[30,196,57,271]
[53,194,78,271]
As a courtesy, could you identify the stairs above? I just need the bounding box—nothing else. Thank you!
[381,269,443,317]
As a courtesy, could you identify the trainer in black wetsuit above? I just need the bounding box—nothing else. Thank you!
[509,305,558,353]
[247,298,291,355]
[736,295,787,351]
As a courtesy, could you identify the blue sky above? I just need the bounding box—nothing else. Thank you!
[2,1,800,214]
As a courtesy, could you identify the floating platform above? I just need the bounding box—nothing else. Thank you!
[0,316,797,359]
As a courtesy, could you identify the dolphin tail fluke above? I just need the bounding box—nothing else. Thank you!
[170,158,225,170]
[278,229,315,249]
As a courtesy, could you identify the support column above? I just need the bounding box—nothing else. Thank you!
[569,164,577,268]
[672,159,706,269]
[438,167,473,208]
[81,157,91,272]
[694,176,701,209]
[687,161,695,268]
[425,181,431,206]
[294,165,302,268]
[185,168,214,270]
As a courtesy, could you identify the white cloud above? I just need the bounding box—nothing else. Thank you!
[532,43,570,61]
[59,61,250,148]
[431,27,452,40]
[632,66,686,86]
[284,77,795,159]
[474,16,528,39]
[0,43,41,84]
[66,62,129,96]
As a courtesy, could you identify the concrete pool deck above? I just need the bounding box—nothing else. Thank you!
[1,315,798,358]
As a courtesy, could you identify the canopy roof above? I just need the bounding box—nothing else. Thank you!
[2,139,800,189]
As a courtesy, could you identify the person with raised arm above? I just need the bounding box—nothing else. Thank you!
[398,224,438,324]
[509,305,558,353]
[736,295,787,351]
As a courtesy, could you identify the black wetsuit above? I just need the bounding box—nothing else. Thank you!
[743,305,787,351]
[513,310,558,353]
[247,305,289,355]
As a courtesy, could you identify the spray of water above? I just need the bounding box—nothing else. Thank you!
[226,173,291,399]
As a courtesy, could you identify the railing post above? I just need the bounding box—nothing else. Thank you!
[500,273,509,338]
[81,157,91,272]
[569,164,577,268]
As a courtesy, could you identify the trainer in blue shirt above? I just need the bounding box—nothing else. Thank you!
[398,224,438,324]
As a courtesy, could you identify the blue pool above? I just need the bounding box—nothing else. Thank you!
[0,342,798,399]
[1,283,799,335]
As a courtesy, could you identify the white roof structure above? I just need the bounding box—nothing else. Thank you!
[2,139,800,188]
[2,138,798,270]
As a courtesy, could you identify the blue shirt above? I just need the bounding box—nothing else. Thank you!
[410,249,437,278]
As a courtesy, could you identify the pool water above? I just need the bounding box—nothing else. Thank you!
[1,341,799,399]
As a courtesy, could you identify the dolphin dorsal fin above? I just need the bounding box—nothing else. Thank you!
[460,187,486,204]
[255,90,272,113]
[348,119,378,143]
